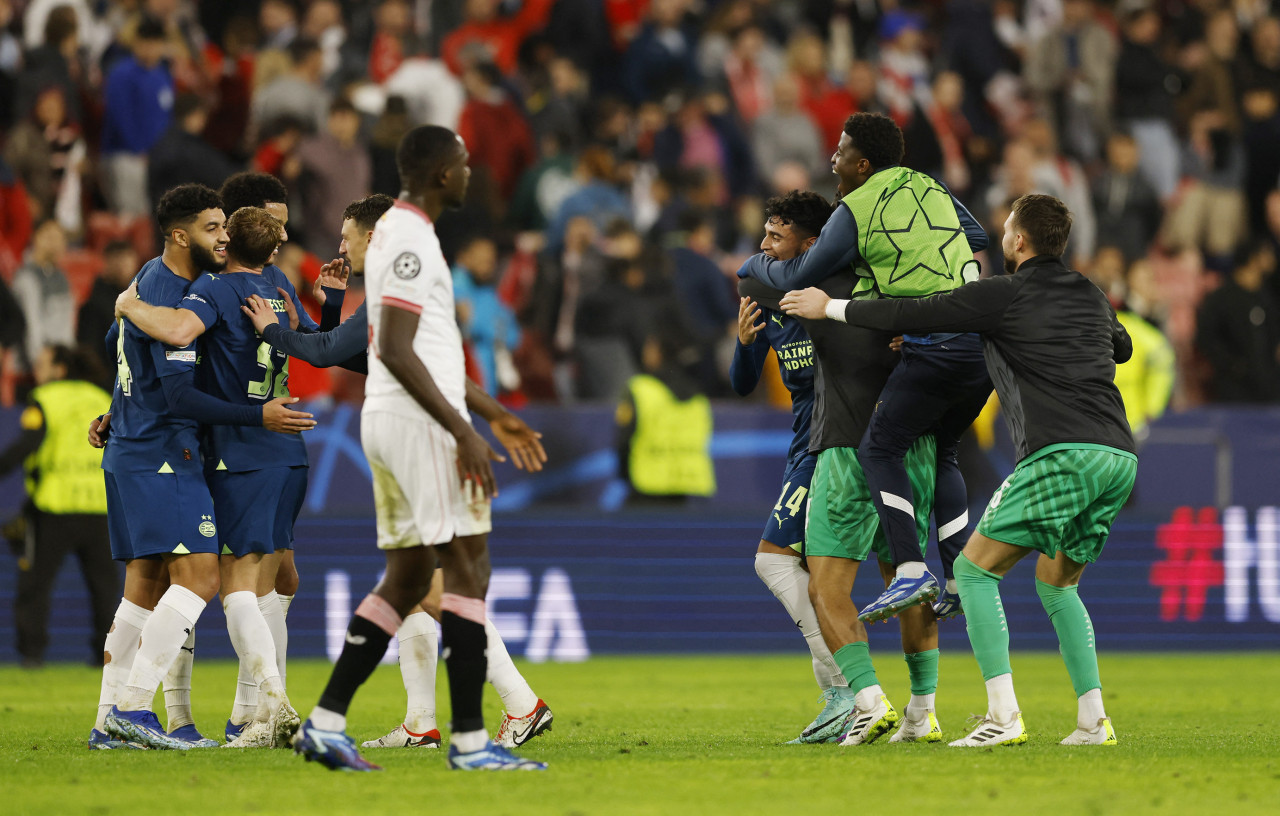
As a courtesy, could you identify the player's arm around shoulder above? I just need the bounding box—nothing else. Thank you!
[114,274,214,347]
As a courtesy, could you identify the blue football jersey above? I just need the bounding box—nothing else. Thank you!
[102,257,203,475]
[180,264,316,472]
[761,307,815,462]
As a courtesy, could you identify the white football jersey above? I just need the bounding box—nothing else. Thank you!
[363,201,469,425]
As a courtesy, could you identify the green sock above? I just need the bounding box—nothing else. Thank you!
[1036,579,1101,697]
[833,642,878,696]
[904,649,939,696]
[954,554,1012,681]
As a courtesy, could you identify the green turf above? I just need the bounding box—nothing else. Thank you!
[2,653,1278,815]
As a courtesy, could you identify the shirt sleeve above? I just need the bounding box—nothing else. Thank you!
[179,274,225,331]
[318,286,345,332]
[842,276,1020,334]
[261,303,369,372]
[159,370,262,426]
[1110,306,1133,365]
[278,272,319,333]
[729,334,769,397]
[736,205,861,290]
[379,234,448,315]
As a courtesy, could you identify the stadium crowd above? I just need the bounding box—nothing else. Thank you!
[1,0,1279,415]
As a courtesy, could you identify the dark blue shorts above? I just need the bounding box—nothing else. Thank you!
[760,453,817,551]
[206,466,308,557]
[105,469,219,562]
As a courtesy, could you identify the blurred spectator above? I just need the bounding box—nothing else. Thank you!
[0,0,20,127]
[369,95,413,197]
[458,61,536,213]
[1106,256,1176,437]
[1178,9,1241,136]
[114,0,206,94]
[202,15,257,159]
[786,31,852,144]
[13,4,86,129]
[12,220,74,369]
[0,155,32,278]
[251,115,305,179]
[528,215,606,394]
[925,71,976,195]
[0,272,23,359]
[1240,18,1280,235]
[696,0,755,81]
[666,209,736,393]
[1195,240,1280,403]
[622,0,699,103]
[368,0,419,84]
[751,73,824,189]
[1023,0,1115,162]
[382,55,466,129]
[545,145,630,250]
[75,239,138,374]
[441,0,556,77]
[1024,119,1096,266]
[1092,131,1162,262]
[1114,8,1182,200]
[259,0,299,50]
[527,57,589,148]
[1239,16,1280,98]
[876,10,931,128]
[100,17,173,217]
[718,22,781,124]
[147,93,239,210]
[453,236,522,396]
[1163,110,1247,261]
[302,0,360,87]
[251,37,329,138]
[296,99,372,258]
[4,86,86,232]
[1266,189,1280,303]
[510,131,577,232]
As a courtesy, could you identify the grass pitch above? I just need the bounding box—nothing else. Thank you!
[2,653,1278,815]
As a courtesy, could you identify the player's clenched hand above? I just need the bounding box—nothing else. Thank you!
[489,412,547,472]
[738,297,765,345]
[779,287,831,321]
[456,427,503,499]
[276,286,299,330]
[114,281,139,318]
[313,258,349,305]
[241,295,279,335]
[88,413,112,448]
[262,397,317,434]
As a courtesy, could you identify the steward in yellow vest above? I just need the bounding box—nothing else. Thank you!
[0,345,117,666]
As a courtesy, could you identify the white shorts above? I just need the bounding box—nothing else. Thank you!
[361,410,492,549]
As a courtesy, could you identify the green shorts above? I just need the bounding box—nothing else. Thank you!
[976,443,1137,564]
[804,436,936,562]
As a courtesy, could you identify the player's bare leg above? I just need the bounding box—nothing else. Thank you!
[878,560,943,743]
[220,553,296,747]
[91,559,167,748]
[105,553,218,750]
[806,556,899,745]
[949,532,1031,746]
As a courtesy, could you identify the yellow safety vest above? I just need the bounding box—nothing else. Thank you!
[1114,311,1175,434]
[626,374,715,497]
[25,380,110,514]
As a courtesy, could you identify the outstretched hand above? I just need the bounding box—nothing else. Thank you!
[737,297,765,344]
[489,412,547,473]
[779,287,832,321]
[313,258,349,305]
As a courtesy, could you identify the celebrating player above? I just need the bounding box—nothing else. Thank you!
[730,190,858,743]
[243,193,554,750]
[739,113,992,624]
[97,185,313,750]
[292,125,546,771]
[781,194,1135,747]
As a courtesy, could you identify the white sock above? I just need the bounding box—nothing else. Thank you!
[278,593,294,618]
[906,692,935,720]
[451,728,488,753]
[985,673,1020,721]
[309,705,344,733]
[1078,687,1106,728]
[162,627,196,730]
[223,591,282,722]
[896,561,927,579]
[397,611,438,733]
[258,591,288,689]
[754,553,847,691]
[96,599,151,730]
[945,578,958,595]
[485,618,539,716]
[854,684,884,711]
[231,662,258,726]
[121,586,207,711]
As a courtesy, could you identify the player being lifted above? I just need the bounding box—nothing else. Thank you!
[98,185,313,750]
[243,193,554,750]
[730,190,858,743]
[115,205,318,747]
[739,113,992,624]
[783,194,1135,747]
[292,125,546,771]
